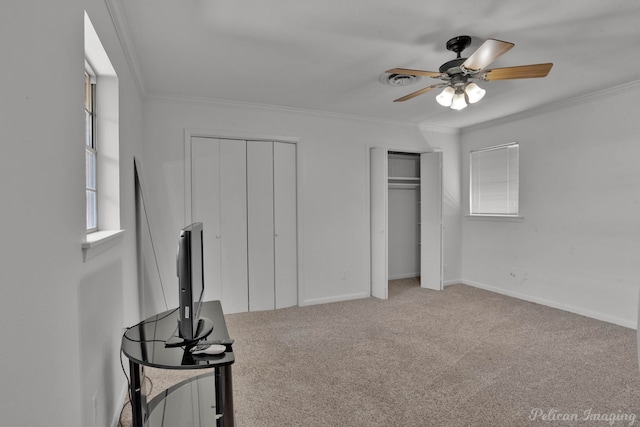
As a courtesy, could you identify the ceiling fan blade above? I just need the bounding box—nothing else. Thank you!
[461,38,514,73]
[386,68,442,78]
[393,84,445,102]
[482,63,553,80]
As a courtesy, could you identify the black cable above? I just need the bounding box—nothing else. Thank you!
[119,307,177,425]
[119,347,155,427]
[122,307,178,334]
[119,349,131,426]
[121,308,178,346]
[146,375,154,395]
[135,160,169,311]
[122,336,167,344]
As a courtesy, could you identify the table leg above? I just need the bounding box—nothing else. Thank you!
[129,360,146,427]
[214,365,234,427]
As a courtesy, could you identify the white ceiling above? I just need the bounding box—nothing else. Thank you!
[114,0,640,129]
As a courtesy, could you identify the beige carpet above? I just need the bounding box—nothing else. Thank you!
[120,280,640,426]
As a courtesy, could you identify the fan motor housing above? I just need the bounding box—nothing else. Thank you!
[439,58,466,74]
[440,35,472,75]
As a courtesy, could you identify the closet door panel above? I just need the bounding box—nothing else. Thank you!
[247,141,275,311]
[274,142,298,309]
[420,151,443,291]
[219,139,249,313]
[191,137,222,301]
[370,147,388,299]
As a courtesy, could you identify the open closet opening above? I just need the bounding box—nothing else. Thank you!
[370,146,442,300]
[388,152,422,297]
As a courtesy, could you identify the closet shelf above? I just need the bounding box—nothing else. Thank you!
[388,183,420,189]
[388,176,420,189]
[388,176,420,182]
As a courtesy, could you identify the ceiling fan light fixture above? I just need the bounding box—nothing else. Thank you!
[464,82,486,104]
[436,86,455,107]
[386,35,552,110]
[450,90,468,110]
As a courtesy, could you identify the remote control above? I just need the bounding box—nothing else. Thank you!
[190,344,226,355]
[197,338,234,346]
[190,343,212,352]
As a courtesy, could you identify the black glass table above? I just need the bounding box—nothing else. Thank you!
[121,301,235,427]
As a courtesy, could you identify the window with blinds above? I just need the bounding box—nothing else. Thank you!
[470,143,519,216]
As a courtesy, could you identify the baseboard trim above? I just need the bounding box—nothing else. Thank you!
[388,273,420,280]
[460,280,636,330]
[303,291,370,306]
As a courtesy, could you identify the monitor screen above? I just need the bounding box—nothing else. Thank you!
[177,222,205,341]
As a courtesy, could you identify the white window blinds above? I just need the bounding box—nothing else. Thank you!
[470,143,519,215]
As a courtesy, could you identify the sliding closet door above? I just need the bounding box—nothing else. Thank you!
[420,152,443,290]
[370,147,388,299]
[191,137,222,301]
[247,141,275,311]
[247,141,298,310]
[219,139,249,312]
[189,135,298,313]
[191,137,249,313]
[274,142,298,309]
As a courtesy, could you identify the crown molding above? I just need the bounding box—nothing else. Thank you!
[417,123,461,135]
[461,79,640,133]
[104,0,147,97]
[145,93,429,129]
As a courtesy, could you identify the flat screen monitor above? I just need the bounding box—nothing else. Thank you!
[176,222,212,343]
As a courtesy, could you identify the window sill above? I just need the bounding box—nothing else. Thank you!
[82,229,125,262]
[466,215,524,222]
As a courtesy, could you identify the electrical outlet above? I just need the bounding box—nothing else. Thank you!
[510,267,516,278]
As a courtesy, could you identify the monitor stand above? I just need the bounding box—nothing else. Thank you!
[164,317,214,348]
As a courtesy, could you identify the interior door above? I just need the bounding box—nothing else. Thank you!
[420,151,443,290]
[370,147,388,299]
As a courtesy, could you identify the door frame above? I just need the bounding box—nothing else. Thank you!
[368,145,444,299]
[184,128,304,307]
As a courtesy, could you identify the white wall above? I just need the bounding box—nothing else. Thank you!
[81,1,145,426]
[141,98,462,312]
[388,187,420,279]
[0,3,82,424]
[4,2,635,425]
[460,83,640,328]
[0,1,143,426]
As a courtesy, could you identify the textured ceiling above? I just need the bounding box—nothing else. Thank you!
[114,0,640,129]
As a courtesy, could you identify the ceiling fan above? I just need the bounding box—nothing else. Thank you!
[385,35,553,110]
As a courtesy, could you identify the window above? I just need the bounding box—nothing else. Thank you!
[82,11,123,260]
[85,68,97,232]
[470,143,519,216]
